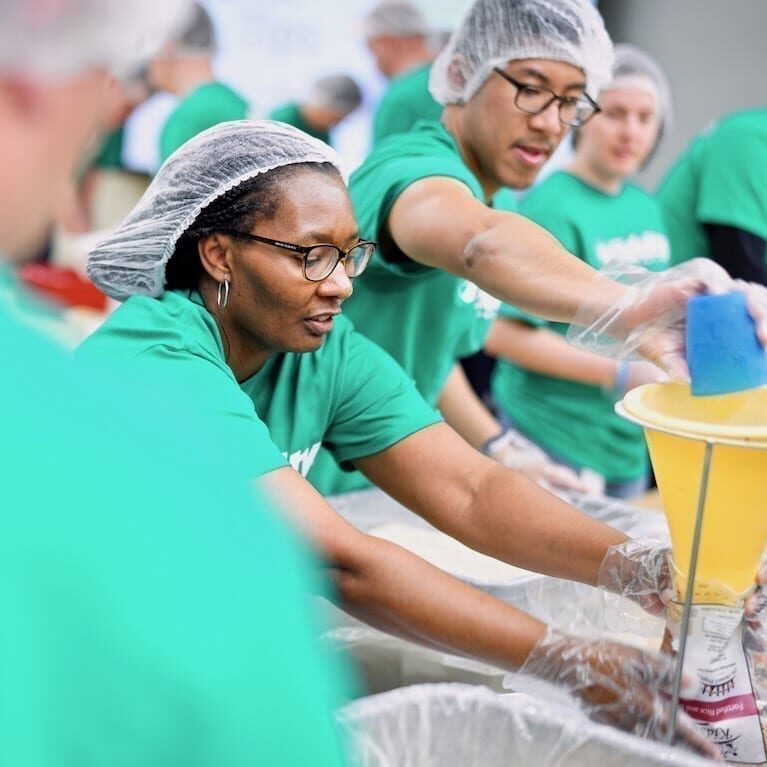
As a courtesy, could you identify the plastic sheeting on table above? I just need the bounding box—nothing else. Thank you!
[326,487,668,637]
[338,683,714,767]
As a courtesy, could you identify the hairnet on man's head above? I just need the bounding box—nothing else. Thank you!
[607,43,673,152]
[87,121,343,301]
[307,75,363,114]
[429,0,613,105]
[170,2,217,56]
[0,0,193,80]
[362,0,430,38]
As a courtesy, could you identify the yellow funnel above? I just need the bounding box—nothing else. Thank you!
[618,383,767,604]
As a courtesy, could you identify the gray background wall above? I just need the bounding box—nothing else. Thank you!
[600,0,767,190]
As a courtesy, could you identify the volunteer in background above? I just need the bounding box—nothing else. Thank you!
[486,44,672,499]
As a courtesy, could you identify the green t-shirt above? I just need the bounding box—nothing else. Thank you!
[492,171,671,482]
[345,119,505,407]
[76,290,440,486]
[94,125,125,169]
[269,102,331,145]
[160,82,249,164]
[372,62,442,144]
[1,269,350,766]
[314,120,512,496]
[657,107,767,266]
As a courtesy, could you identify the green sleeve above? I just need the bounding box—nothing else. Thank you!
[351,156,481,278]
[159,109,200,164]
[323,324,442,468]
[372,95,416,143]
[697,122,767,240]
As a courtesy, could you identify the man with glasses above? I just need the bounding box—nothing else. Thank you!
[311,0,613,495]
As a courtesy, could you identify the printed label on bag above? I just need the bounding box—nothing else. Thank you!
[669,603,766,764]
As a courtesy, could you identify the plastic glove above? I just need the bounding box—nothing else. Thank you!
[482,428,590,493]
[597,538,672,616]
[517,627,720,759]
[599,539,767,632]
[567,258,767,381]
[617,360,669,394]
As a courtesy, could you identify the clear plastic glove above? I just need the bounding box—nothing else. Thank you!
[482,428,590,493]
[568,258,767,381]
[599,539,767,631]
[618,360,669,394]
[597,538,672,616]
[517,627,721,759]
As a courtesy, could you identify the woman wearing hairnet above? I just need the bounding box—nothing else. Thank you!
[486,45,673,499]
[313,0,767,499]
[81,118,719,756]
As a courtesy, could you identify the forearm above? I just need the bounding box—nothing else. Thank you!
[359,426,628,586]
[260,466,545,669]
[485,319,618,388]
[462,216,626,323]
[436,363,501,447]
[455,464,628,585]
[334,532,546,670]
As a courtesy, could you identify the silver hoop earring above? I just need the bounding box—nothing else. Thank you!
[217,274,230,309]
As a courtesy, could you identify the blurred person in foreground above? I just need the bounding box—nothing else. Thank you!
[658,104,767,285]
[0,2,351,765]
[363,0,442,143]
[269,74,363,146]
[149,1,249,165]
[486,44,673,499]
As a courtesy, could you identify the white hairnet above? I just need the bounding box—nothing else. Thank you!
[429,0,613,105]
[605,43,673,159]
[87,120,343,301]
[0,0,193,80]
[307,75,363,114]
[362,0,431,38]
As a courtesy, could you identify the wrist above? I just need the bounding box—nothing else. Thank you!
[480,429,508,457]
[612,361,631,395]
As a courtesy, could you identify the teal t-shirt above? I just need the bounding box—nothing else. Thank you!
[160,82,249,164]
[492,171,671,482]
[94,125,125,169]
[76,290,440,486]
[1,269,350,766]
[372,63,442,144]
[269,102,331,144]
[344,119,505,407]
[657,107,767,266]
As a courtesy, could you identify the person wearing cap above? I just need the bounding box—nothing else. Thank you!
[658,105,767,285]
[485,44,672,500]
[78,118,730,756]
[312,0,765,499]
[0,3,350,765]
[269,74,363,146]
[149,2,249,165]
[363,0,442,143]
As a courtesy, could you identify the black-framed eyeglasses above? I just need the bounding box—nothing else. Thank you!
[225,231,377,282]
[492,68,601,127]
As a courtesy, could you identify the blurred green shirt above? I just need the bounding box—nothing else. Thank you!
[1,267,351,766]
[160,82,248,164]
[269,102,331,145]
[372,63,442,144]
[493,171,670,482]
[657,107,767,266]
